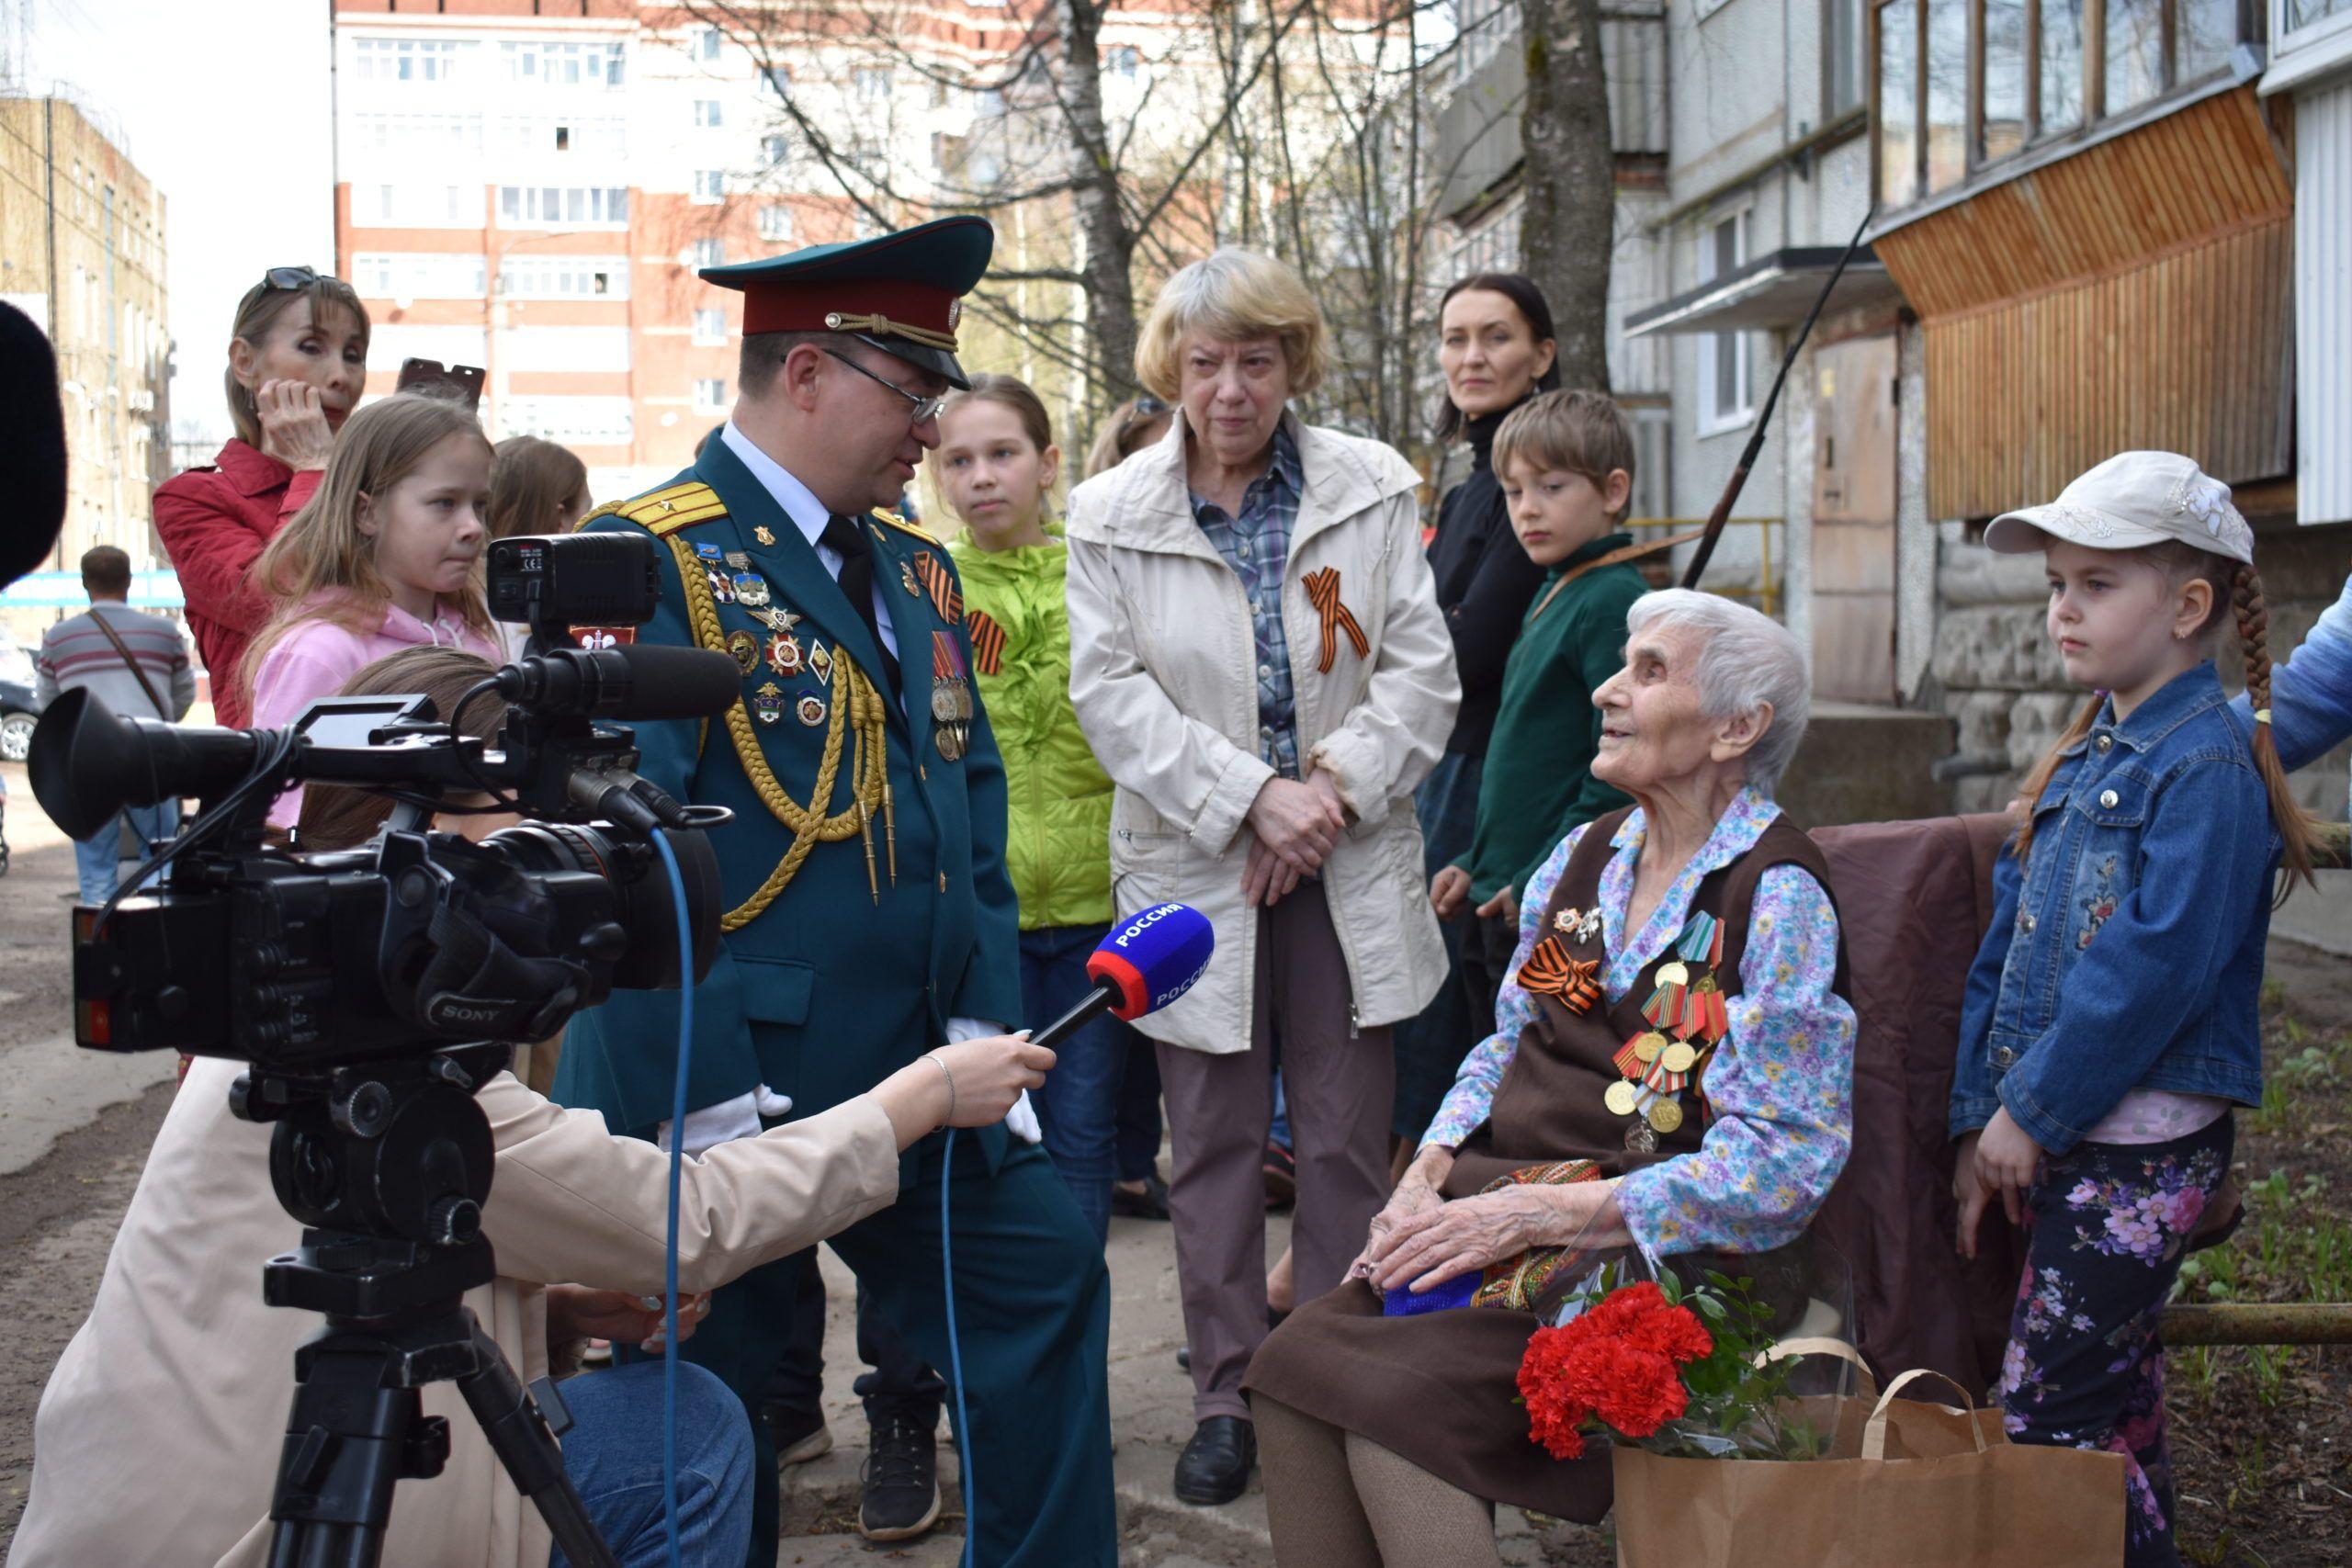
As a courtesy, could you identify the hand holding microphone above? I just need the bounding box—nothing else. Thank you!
[869,904,1216,1152]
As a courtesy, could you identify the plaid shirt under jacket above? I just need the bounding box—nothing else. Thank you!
[1190,422,1306,779]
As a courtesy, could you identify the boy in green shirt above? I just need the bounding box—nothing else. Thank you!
[1430,389,1650,1027]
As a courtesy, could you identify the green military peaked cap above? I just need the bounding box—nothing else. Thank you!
[701,213,995,389]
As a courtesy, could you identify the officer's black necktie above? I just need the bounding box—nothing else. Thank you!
[820,513,901,694]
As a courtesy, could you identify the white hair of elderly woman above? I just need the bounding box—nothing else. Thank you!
[1625,589,1810,795]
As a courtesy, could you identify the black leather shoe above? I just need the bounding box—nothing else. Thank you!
[1112,1173,1173,1221]
[858,1411,941,1541]
[1173,1416,1256,1506]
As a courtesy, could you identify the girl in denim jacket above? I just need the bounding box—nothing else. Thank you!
[1951,451,2321,1568]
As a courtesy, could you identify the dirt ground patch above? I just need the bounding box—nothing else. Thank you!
[2169,938,2352,1568]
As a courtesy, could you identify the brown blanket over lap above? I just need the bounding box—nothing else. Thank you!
[1811,812,2024,1393]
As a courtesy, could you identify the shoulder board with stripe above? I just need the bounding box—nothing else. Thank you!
[868,508,940,547]
[605,481,729,536]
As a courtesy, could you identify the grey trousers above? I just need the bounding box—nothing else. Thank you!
[1156,879,1395,1422]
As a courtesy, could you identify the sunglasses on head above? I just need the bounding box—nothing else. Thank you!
[260,265,338,292]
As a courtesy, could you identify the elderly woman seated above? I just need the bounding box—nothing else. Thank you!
[1245,589,1858,1567]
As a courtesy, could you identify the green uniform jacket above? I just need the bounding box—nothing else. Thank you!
[1459,533,1648,904]
[553,437,1023,1152]
[948,537,1115,931]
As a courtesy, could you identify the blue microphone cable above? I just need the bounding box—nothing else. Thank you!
[650,828,695,1568]
[941,1127,977,1567]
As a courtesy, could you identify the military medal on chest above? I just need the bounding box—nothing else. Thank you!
[726,629,761,675]
[929,628,974,761]
[766,631,805,676]
[1605,910,1733,1149]
[808,640,833,684]
[752,681,786,726]
[733,571,772,608]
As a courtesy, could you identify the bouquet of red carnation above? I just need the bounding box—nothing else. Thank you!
[1516,1280,1713,1460]
[1516,1264,1838,1463]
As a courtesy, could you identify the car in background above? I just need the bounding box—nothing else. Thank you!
[0,627,32,688]
[1,678,40,762]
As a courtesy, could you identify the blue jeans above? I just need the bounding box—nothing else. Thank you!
[1021,924,1131,1244]
[551,1359,754,1568]
[72,799,178,905]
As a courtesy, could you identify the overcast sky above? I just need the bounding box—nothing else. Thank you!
[17,0,335,449]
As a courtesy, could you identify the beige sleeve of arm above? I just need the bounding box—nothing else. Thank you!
[478,1074,901,1295]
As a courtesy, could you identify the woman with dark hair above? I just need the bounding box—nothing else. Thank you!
[153,266,370,726]
[1388,274,1561,1156]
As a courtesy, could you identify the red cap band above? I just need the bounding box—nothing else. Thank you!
[740,278,959,342]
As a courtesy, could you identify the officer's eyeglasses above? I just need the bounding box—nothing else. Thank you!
[824,348,947,426]
[262,265,328,290]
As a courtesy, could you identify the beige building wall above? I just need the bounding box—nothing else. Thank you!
[0,96,171,603]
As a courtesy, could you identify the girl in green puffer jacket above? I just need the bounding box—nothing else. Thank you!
[933,375,1141,1244]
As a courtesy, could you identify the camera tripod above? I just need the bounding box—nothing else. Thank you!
[239,1052,622,1568]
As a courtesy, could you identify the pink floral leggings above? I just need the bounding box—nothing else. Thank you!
[1995,1114,2233,1568]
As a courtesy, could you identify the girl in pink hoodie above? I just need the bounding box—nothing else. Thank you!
[245,394,504,827]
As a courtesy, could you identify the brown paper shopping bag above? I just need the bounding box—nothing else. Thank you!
[1613,1363,2127,1568]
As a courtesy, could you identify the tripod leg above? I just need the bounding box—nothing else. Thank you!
[454,1322,623,1568]
[267,1333,447,1568]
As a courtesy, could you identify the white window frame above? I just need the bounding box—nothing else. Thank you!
[693,169,727,205]
[1695,208,1755,436]
[696,27,724,61]
[354,183,485,230]
[498,256,630,300]
[353,252,488,300]
[2273,0,2352,56]
[694,99,723,128]
[690,238,725,268]
[854,66,892,100]
[497,395,634,447]
[693,308,727,344]
[757,204,795,242]
[693,378,729,412]
[498,186,630,229]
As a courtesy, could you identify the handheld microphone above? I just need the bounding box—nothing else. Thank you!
[493,645,741,723]
[1026,903,1216,1054]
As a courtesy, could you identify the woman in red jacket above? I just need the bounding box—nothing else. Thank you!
[153,266,369,725]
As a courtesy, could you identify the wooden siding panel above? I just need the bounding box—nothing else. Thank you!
[1919,220,2292,516]
[1878,87,2293,518]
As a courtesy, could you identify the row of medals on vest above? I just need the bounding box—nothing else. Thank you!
[696,539,974,761]
[1549,904,1733,1154]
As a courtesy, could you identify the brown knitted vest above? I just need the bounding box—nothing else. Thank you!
[1442,805,1849,1198]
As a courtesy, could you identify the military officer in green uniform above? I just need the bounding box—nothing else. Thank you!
[551,217,1115,1567]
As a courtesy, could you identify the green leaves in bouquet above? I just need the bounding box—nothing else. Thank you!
[1623,1268,1835,1462]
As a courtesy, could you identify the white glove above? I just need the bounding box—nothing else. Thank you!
[656,1085,791,1157]
[944,1017,1042,1143]
[1004,1089,1043,1145]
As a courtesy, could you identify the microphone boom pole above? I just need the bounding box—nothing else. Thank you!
[1679,203,1878,592]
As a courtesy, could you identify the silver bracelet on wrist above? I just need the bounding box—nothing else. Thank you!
[926,1052,956,1122]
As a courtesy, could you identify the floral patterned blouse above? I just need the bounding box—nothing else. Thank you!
[1421,787,1858,1258]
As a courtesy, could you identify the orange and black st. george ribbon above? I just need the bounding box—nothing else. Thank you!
[1301,566,1369,673]
[910,549,963,624]
[965,608,1006,676]
[1517,935,1601,1014]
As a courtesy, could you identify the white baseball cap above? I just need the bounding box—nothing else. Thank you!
[1984,451,2254,565]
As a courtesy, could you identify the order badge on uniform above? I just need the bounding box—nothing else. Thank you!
[808,641,834,684]
[733,572,773,609]
[767,632,804,676]
[930,629,973,761]
[706,567,737,605]
[752,682,786,726]
[726,629,761,674]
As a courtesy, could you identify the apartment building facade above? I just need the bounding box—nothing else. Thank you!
[333,0,1021,502]
[0,94,170,600]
